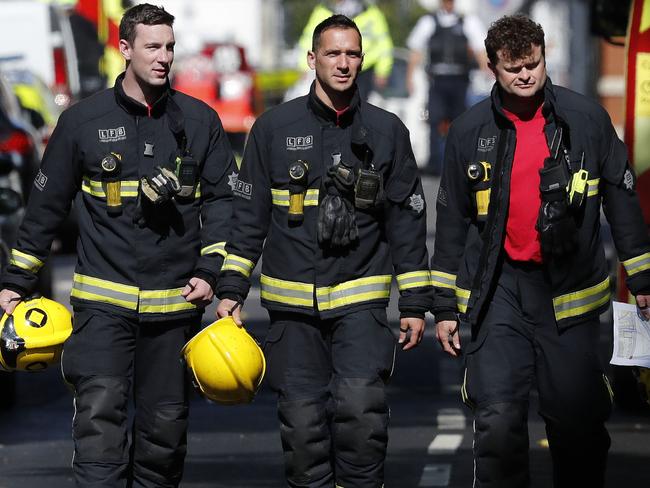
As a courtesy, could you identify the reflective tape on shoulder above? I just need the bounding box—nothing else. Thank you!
[623,252,650,276]
[316,275,391,311]
[221,254,255,277]
[397,270,433,290]
[71,273,139,310]
[271,188,319,206]
[431,270,456,290]
[10,249,44,272]
[260,274,314,307]
[140,288,197,314]
[201,242,227,257]
[552,277,610,321]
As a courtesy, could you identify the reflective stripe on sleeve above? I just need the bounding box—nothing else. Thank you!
[396,270,433,291]
[271,188,320,206]
[552,277,610,321]
[456,287,470,314]
[221,254,255,277]
[431,270,456,290]
[200,242,227,257]
[316,275,391,311]
[140,288,197,314]
[260,274,314,307]
[587,178,599,197]
[70,273,139,310]
[623,252,650,276]
[10,249,44,272]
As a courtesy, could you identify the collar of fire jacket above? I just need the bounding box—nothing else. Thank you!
[307,81,360,128]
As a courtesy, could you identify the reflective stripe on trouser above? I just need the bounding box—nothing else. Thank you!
[464,259,611,488]
[264,309,395,488]
[61,310,197,487]
[70,273,197,314]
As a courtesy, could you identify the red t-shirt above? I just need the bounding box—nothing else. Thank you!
[503,105,548,263]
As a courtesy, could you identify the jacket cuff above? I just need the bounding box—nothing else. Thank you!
[215,272,251,301]
[627,271,650,296]
[399,311,425,320]
[434,311,457,323]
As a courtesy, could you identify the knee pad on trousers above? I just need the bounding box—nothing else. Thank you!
[72,376,130,463]
[332,377,388,466]
[131,403,189,487]
[278,395,333,487]
[474,402,529,488]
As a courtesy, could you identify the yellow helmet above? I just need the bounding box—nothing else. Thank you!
[181,316,266,405]
[0,296,72,372]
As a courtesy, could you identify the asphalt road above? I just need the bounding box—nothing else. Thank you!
[1,176,650,487]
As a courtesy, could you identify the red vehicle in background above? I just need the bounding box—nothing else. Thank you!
[172,42,258,154]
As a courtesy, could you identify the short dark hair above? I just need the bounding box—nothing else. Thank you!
[485,14,545,65]
[311,14,362,52]
[119,3,174,46]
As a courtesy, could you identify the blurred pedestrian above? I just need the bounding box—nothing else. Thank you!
[0,4,235,486]
[406,0,486,175]
[431,14,650,487]
[297,0,394,100]
[217,14,432,487]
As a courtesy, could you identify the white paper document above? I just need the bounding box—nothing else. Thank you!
[610,301,650,368]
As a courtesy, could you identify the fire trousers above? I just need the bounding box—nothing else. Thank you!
[61,308,199,487]
[462,258,613,488]
[264,308,396,488]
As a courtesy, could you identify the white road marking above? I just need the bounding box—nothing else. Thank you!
[427,434,463,454]
[418,464,452,487]
[436,408,466,430]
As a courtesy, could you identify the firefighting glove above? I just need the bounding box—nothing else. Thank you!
[318,194,359,248]
[536,191,578,258]
[318,163,358,249]
[140,166,181,204]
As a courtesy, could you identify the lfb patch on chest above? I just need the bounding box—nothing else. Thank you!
[98,126,127,143]
[477,136,496,153]
[286,135,313,151]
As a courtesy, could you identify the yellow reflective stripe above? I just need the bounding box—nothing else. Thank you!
[260,274,314,307]
[271,188,319,206]
[396,270,433,290]
[623,252,650,276]
[81,177,139,198]
[10,249,44,272]
[195,183,201,199]
[317,275,391,311]
[431,270,456,290]
[139,288,197,314]
[201,242,227,257]
[71,273,139,310]
[587,178,599,197]
[552,277,610,321]
[456,287,470,314]
[221,254,255,277]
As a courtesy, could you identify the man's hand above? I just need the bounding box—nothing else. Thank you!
[399,317,425,351]
[181,277,213,306]
[637,294,650,320]
[216,298,243,326]
[0,289,22,315]
[436,320,461,357]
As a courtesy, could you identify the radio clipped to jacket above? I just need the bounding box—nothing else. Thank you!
[175,155,199,199]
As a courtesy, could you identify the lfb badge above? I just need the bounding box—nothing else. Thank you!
[408,193,425,214]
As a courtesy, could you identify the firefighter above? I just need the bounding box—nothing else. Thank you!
[0,4,235,487]
[431,14,650,488]
[216,15,432,488]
